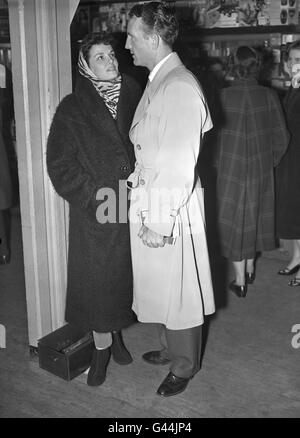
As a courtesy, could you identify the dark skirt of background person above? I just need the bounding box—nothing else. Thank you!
[276,87,300,240]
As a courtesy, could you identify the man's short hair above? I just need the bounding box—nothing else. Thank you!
[129,1,179,47]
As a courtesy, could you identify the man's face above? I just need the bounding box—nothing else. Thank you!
[125,16,153,69]
[287,48,300,78]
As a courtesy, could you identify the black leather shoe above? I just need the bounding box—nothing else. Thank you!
[157,372,190,397]
[278,264,300,276]
[245,272,255,284]
[229,281,247,298]
[288,277,300,287]
[142,350,171,365]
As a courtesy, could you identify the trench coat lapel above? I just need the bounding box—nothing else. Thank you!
[130,52,183,134]
[116,77,135,150]
[129,82,150,133]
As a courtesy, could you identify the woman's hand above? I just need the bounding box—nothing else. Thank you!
[138,225,165,248]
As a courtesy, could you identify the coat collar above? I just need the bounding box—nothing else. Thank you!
[130,52,183,133]
[75,74,131,163]
[75,75,118,131]
[116,76,136,145]
[147,52,183,100]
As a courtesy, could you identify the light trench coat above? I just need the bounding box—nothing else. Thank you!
[128,53,215,330]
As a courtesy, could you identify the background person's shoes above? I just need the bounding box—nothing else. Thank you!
[278,264,300,276]
[288,277,300,287]
[156,372,190,397]
[229,281,247,298]
[142,350,171,365]
[111,331,133,365]
[245,272,255,284]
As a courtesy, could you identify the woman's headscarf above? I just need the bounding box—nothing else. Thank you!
[78,49,121,119]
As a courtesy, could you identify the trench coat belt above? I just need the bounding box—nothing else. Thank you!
[126,163,148,189]
[126,165,180,241]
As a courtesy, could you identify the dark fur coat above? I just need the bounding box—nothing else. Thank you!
[47,74,141,332]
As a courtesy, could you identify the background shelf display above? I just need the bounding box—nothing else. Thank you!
[72,0,300,91]
[0,3,9,43]
[79,0,300,32]
[0,1,10,71]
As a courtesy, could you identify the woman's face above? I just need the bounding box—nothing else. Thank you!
[88,43,119,81]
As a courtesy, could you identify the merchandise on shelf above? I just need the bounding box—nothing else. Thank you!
[86,1,300,32]
[174,0,299,28]
[85,1,300,90]
[199,31,300,90]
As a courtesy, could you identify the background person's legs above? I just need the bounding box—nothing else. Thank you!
[232,259,246,286]
[289,240,300,268]
[246,258,255,274]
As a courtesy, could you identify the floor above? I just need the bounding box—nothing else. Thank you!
[0,207,300,418]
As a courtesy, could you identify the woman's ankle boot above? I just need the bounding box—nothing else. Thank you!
[111,331,133,365]
[87,347,111,386]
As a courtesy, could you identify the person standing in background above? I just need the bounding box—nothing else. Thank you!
[215,46,289,298]
[276,40,300,287]
[125,2,215,397]
[0,85,12,265]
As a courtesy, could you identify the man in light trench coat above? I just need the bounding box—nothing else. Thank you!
[125,2,216,397]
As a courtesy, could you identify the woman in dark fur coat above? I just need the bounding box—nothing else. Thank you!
[47,33,141,386]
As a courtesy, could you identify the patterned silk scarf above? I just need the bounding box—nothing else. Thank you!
[78,50,121,119]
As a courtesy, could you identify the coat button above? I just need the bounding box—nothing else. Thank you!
[121,165,129,171]
[139,178,145,185]
[136,144,141,150]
